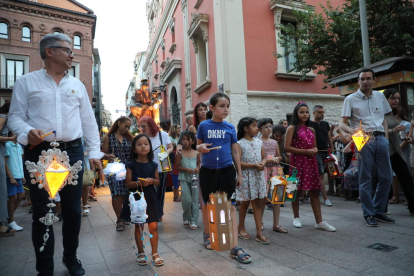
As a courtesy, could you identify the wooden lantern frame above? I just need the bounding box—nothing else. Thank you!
[324,149,343,179]
[267,176,287,204]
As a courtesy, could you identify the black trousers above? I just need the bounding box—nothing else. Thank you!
[390,153,414,213]
[155,171,167,212]
[25,144,84,275]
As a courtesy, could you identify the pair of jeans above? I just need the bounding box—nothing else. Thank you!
[358,136,392,217]
[155,172,167,212]
[390,153,414,213]
[181,180,199,223]
[24,144,84,275]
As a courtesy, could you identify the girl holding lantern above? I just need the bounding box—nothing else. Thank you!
[236,117,270,244]
[122,133,164,266]
[197,93,252,264]
[285,102,336,232]
[102,116,133,231]
[138,116,173,218]
[258,118,288,234]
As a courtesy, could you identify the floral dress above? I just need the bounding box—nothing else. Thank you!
[107,133,130,196]
[290,126,321,191]
[263,139,282,185]
[236,138,266,201]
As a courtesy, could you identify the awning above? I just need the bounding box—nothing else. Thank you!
[328,57,414,86]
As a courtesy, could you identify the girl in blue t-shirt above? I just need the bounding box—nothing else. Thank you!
[122,134,164,267]
[197,92,252,264]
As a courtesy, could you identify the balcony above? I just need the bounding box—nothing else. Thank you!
[0,75,18,89]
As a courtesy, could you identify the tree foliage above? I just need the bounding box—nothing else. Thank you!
[277,0,414,87]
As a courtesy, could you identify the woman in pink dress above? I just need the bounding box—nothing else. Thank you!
[285,102,336,232]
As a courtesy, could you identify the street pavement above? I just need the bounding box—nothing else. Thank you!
[1,185,414,276]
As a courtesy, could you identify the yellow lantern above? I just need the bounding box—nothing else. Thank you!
[352,121,369,151]
[25,143,83,252]
[44,160,70,199]
[158,145,172,172]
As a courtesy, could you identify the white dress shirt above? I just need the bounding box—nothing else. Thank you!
[8,69,104,159]
[341,89,392,132]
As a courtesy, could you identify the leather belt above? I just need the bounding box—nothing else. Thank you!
[39,137,82,149]
[366,131,385,137]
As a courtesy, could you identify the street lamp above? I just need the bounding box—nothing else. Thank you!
[359,0,371,66]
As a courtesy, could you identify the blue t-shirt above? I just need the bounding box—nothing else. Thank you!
[5,141,24,179]
[197,119,237,169]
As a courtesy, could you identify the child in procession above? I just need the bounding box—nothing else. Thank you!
[236,117,269,244]
[176,131,200,230]
[197,92,252,264]
[285,102,336,231]
[258,118,288,234]
[5,132,25,231]
[122,134,164,267]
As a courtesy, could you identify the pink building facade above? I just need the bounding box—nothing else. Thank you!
[144,0,346,127]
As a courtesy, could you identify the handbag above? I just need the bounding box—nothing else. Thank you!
[83,158,95,187]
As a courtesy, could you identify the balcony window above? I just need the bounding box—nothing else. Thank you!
[281,20,297,72]
[74,35,81,49]
[22,26,31,42]
[67,66,76,78]
[6,60,24,88]
[0,22,8,39]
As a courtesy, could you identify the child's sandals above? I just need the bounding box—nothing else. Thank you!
[273,225,288,233]
[230,246,252,264]
[136,253,148,266]
[254,233,270,244]
[152,253,164,266]
[203,233,212,250]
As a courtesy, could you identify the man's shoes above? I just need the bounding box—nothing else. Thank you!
[374,214,395,223]
[364,216,378,227]
[324,199,333,207]
[315,221,336,232]
[8,221,23,231]
[292,218,302,228]
[62,256,85,276]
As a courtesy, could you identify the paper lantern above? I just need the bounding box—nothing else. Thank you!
[324,149,343,179]
[207,192,234,251]
[352,121,369,151]
[285,169,299,201]
[267,176,287,204]
[129,191,148,224]
[25,142,82,251]
[158,145,172,172]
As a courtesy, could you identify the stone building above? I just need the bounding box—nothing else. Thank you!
[0,0,97,105]
[143,0,347,126]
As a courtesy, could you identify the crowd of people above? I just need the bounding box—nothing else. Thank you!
[0,33,413,276]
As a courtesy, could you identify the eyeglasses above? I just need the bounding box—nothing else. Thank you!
[50,46,75,57]
[316,111,325,115]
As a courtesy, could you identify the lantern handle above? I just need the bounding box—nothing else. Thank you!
[291,168,298,177]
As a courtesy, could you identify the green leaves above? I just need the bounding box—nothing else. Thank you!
[277,0,414,88]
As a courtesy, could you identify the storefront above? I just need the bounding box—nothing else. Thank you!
[329,57,414,118]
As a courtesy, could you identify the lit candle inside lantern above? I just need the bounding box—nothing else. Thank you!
[44,160,69,199]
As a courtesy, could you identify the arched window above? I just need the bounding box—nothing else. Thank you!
[0,22,8,39]
[53,30,62,34]
[74,35,81,49]
[22,26,31,42]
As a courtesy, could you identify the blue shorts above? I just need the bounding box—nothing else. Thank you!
[7,178,24,196]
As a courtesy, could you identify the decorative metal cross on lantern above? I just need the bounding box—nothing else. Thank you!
[25,140,82,252]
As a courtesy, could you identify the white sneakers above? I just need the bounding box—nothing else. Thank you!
[315,221,336,232]
[190,222,197,230]
[8,221,23,231]
[293,218,302,228]
[293,218,337,232]
[324,199,333,207]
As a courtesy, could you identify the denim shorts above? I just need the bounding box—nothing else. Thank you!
[316,152,329,175]
[6,178,24,196]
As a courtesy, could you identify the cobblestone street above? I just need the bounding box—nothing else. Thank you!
[1,184,414,276]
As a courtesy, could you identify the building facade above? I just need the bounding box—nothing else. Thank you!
[143,0,347,126]
[0,0,97,105]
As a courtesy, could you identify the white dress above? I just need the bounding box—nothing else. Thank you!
[236,138,266,201]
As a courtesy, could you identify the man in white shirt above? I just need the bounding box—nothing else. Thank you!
[8,33,103,276]
[339,68,394,227]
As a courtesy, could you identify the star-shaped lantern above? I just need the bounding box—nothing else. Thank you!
[25,141,82,251]
[352,120,369,151]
